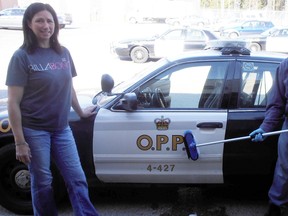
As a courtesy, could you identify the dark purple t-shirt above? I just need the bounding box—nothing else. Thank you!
[6,47,77,131]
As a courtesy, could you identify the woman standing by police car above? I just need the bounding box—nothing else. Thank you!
[5,3,99,216]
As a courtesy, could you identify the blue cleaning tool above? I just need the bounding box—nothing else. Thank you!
[184,129,288,161]
[183,130,199,161]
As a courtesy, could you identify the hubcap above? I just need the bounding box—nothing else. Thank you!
[15,170,30,189]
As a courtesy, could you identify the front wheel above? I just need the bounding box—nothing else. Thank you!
[0,145,32,214]
[249,43,261,51]
[130,46,149,63]
[228,32,239,38]
[0,144,66,215]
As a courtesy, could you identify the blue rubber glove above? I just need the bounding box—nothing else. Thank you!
[249,128,265,142]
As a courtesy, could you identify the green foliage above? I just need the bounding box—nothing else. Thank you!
[200,0,285,10]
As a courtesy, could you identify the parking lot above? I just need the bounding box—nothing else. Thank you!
[1,23,288,216]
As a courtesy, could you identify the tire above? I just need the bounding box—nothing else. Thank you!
[228,32,239,39]
[172,21,180,26]
[249,43,261,52]
[130,46,149,63]
[0,144,66,215]
[129,17,137,24]
[198,22,204,27]
[0,145,32,214]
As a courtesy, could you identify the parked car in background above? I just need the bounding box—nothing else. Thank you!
[0,7,72,29]
[111,27,218,63]
[265,27,288,53]
[220,20,274,38]
[0,8,25,29]
[211,18,244,32]
[239,27,279,51]
[58,12,72,25]
[165,15,210,27]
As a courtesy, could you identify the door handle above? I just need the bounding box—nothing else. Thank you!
[196,122,223,129]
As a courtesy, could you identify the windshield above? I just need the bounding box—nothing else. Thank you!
[261,27,278,36]
[112,58,169,93]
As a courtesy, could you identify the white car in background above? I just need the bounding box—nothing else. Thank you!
[0,8,25,29]
[266,27,288,53]
[0,7,72,29]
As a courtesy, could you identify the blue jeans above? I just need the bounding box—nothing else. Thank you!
[23,126,99,216]
[268,120,288,206]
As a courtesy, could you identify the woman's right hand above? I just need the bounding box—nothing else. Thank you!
[16,144,32,164]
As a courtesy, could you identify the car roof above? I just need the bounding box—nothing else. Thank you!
[165,45,287,63]
[1,8,25,11]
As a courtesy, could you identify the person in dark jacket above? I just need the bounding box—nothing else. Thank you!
[250,58,288,216]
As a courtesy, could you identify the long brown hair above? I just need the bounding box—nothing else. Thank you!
[21,2,62,54]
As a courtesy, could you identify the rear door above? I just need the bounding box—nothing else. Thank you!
[224,60,281,184]
[94,59,234,184]
[183,28,208,51]
[154,29,185,57]
[240,21,264,35]
[266,28,288,53]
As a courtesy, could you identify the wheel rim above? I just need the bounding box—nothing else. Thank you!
[1,160,31,200]
[135,50,144,60]
[14,169,30,190]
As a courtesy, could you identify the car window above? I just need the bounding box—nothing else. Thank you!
[136,61,229,109]
[185,29,205,40]
[14,9,24,16]
[162,29,184,40]
[239,62,278,108]
[242,21,253,28]
[2,10,11,16]
[276,29,288,36]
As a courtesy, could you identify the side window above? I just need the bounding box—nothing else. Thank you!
[162,30,183,40]
[136,61,229,109]
[186,29,205,40]
[239,62,278,108]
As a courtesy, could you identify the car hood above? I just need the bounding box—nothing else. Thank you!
[118,36,156,44]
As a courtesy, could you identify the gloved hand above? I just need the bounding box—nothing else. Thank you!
[249,128,266,142]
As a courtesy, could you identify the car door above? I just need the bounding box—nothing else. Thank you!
[93,60,233,184]
[183,28,208,51]
[223,60,280,184]
[266,28,288,53]
[0,9,23,28]
[10,9,24,28]
[0,9,11,27]
[239,21,263,36]
[154,29,185,58]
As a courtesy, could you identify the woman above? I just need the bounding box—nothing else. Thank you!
[6,3,99,216]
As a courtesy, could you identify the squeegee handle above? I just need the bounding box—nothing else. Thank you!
[196,129,288,147]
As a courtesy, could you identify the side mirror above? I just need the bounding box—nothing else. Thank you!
[119,93,137,111]
[101,74,114,93]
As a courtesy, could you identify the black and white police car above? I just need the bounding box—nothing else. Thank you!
[0,41,287,214]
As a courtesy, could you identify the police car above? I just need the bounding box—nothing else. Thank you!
[0,41,287,214]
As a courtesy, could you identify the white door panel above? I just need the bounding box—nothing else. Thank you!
[154,39,185,57]
[93,108,227,184]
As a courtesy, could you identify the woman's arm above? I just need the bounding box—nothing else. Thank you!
[71,85,96,118]
[7,86,31,164]
[7,86,25,144]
